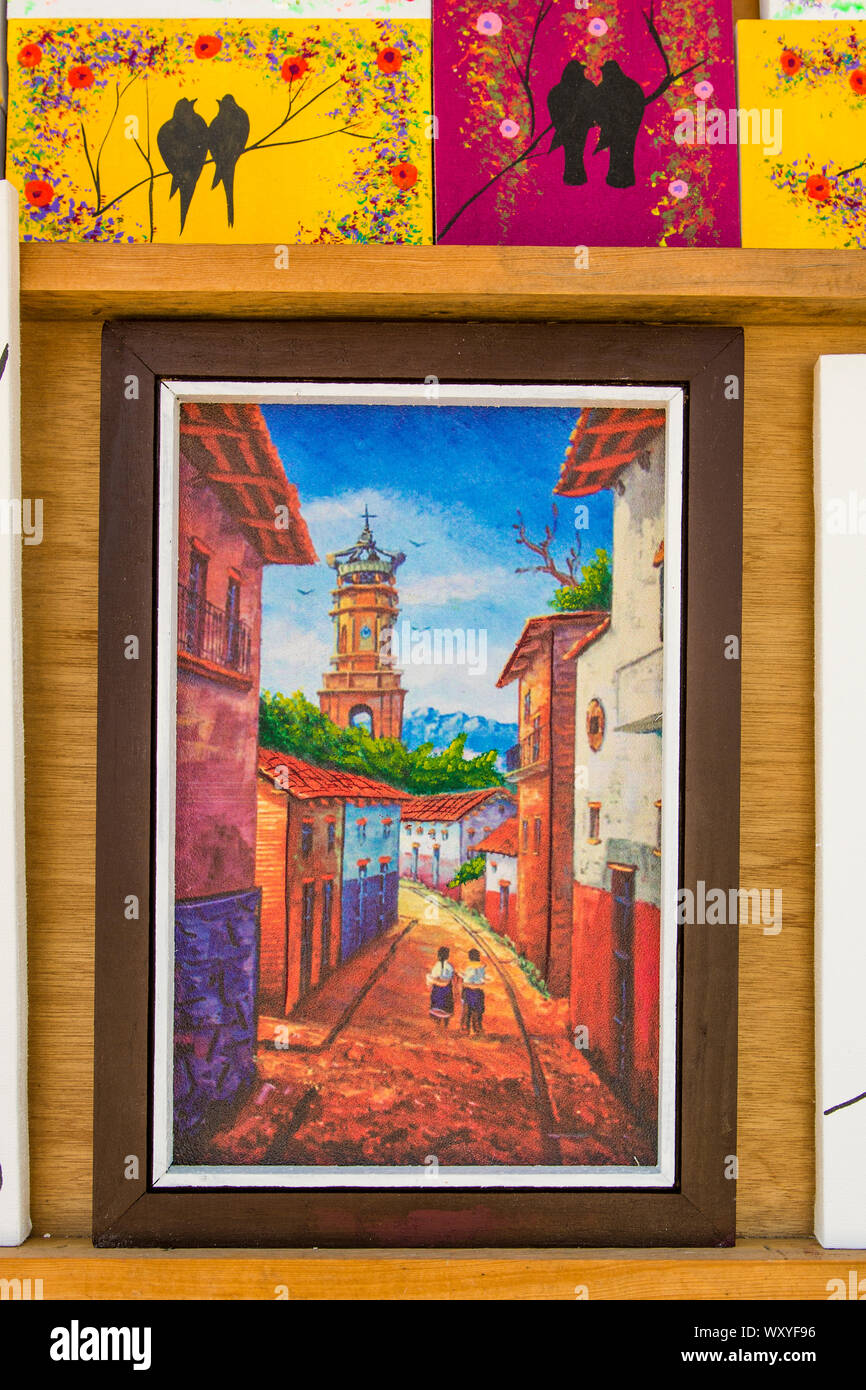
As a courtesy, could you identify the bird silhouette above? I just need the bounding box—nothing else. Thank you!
[593,61,647,188]
[157,98,209,234]
[297,588,313,595]
[547,60,601,186]
[207,94,250,229]
[407,539,427,548]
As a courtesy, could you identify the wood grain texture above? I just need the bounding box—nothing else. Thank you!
[18,284,861,1263]
[0,1238,860,1300]
[18,247,866,325]
[92,322,740,1249]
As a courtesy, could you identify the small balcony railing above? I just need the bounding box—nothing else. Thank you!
[505,725,548,772]
[178,583,252,676]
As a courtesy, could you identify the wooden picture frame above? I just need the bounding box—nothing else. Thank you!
[93,319,742,1248]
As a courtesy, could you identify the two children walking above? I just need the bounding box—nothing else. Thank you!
[426,945,487,1035]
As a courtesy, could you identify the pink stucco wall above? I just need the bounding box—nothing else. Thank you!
[175,451,263,901]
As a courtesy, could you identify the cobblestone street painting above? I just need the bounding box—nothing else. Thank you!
[153,381,684,1189]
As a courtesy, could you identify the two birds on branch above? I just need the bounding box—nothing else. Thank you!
[548,59,647,189]
[547,6,704,189]
[157,95,250,233]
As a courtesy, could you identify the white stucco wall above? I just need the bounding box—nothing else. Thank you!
[572,430,665,907]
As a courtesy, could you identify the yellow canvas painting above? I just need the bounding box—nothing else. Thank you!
[6,16,432,243]
[739,20,866,248]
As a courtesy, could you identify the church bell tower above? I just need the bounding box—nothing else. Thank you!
[318,508,407,740]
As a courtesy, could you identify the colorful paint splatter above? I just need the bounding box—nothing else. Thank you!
[741,21,866,248]
[433,0,739,247]
[6,17,433,243]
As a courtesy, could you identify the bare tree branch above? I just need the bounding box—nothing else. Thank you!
[513,506,581,587]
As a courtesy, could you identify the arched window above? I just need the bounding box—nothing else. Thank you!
[348,704,374,734]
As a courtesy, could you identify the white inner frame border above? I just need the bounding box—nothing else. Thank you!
[152,380,684,1191]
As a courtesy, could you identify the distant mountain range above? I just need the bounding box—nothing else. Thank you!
[402,707,518,766]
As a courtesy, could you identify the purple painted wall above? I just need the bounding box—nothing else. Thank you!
[175,450,263,902]
[173,888,260,1149]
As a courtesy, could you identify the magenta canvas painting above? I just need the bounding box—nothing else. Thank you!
[433,0,741,246]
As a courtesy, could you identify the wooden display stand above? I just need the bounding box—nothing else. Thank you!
[4,229,864,1293]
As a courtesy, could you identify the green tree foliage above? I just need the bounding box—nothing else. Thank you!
[259,690,504,795]
[549,548,612,613]
[448,854,486,888]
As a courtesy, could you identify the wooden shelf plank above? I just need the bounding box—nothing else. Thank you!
[0,1238,860,1300]
[18,245,866,325]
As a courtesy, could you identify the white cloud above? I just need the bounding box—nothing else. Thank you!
[401,566,514,606]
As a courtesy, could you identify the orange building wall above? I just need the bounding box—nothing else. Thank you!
[255,781,344,1017]
[513,623,578,996]
[515,776,548,968]
[256,777,289,1014]
[570,880,660,1129]
[458,875,486,914]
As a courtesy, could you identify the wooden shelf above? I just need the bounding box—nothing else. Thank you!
[0,1238,860,1299]
[17,230,866,1295]
[18,244,866,325]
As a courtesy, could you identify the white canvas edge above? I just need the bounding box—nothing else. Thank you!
[814,354,866,1248]
[0,181,30,1247]
[758,3,866,16]
[7,2,430,19]
[151,380,683,1191]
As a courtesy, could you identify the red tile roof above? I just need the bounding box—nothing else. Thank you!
[496,612,608,688]
[475,819,519,857]
[554,407,666,498]
[562,615,611,662]
[180,403,317,566]
[257,749,407,802]
[400,787,515,823]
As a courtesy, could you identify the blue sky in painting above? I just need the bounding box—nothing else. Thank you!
[260,402,613,723]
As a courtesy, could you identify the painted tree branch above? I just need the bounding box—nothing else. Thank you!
[439,0,556,238]
[824,1088,866,1116]
[835,157,866,179]
[440,1,703,239]
[513,506,581,586]
[517,0,554,140]
[642,2,704,106]
[438,121,553,239]
[90,78,369,223]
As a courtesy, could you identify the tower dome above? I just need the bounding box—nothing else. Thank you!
[318,508,407,740]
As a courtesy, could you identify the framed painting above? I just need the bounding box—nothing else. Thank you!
[94,320,742,1247]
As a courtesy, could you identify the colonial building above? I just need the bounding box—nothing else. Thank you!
[256,750,406,1016]
[399,787,516,894]
[554,406,667,1128]
[475,820,519,935]
[173,402,316,1143]
[496,612,607,998]
[341,791,405,959]
[318,507,407,739]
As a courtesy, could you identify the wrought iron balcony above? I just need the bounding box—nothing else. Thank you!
[178,583,252,676]
[505,725,548,772]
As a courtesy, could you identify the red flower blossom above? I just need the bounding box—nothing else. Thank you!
[377,46,403,74]
[806,173,831,201]
[281,55,309,82]
[24,179,53,208]
[68,65,96,89]
[780,50,802,77]
[390,160,418,190]
[17,44,43,68]
[850,67,866,94]
[194,35,222,59]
